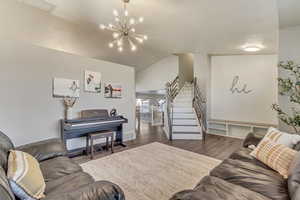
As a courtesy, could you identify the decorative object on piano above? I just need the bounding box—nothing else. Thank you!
[63,97,77,120]
[110,108,117,117]
[104,83,122,98]
[84,70,101,93]
[53,78,80,98]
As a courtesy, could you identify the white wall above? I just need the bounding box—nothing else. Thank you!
[0,40,136,148]
[210,55,278,125]
[193,53,211,118]
[136,56,178,92]
[279,26,300,132]
[178,54,194,87]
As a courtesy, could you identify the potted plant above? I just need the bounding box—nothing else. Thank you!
[272,61,300,134]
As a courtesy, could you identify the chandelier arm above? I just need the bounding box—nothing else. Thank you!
[131,33,146,38]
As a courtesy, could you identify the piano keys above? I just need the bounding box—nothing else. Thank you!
[61,114,128,156]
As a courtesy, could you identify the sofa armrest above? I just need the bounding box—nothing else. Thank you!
[45,181,125,200]
[17,138,67,162]
[243,131,266,148]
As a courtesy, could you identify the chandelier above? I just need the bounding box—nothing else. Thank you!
[99,0,148,52]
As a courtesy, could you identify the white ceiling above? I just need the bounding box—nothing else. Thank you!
[19,0,279,70]
[277,0,300,28]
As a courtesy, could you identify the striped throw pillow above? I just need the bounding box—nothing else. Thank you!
[264,127,300,148]
[251,139,298,178]
[7,150,46,200]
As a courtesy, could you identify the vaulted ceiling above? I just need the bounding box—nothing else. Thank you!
[277,0,300,28]
[14,0,280,70]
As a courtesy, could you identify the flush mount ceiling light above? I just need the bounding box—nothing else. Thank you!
[99,0,148,52]
[243,45,264,52]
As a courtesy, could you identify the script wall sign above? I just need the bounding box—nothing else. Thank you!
[230,75,252,94]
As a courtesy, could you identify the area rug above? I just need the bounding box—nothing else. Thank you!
[81,142,221,200]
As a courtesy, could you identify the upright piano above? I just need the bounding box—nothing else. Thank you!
[61,110,128,156]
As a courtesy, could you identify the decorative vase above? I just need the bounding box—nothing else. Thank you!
[66,107,73,120]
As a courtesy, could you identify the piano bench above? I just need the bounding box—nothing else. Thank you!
[86,131,114,159]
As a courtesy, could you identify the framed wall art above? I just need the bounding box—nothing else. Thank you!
[84,70,101,93]
[53,78,80,98]
[104,83,122,98]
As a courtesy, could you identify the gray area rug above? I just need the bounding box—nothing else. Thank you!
[81,142,221,200]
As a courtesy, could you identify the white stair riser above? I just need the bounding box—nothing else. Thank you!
[172,133,202,140]
[176,95,193,99]
[173,108,194,112]
[173,119,198,125]
[173,103,193,107]
[174,99,191,103]
[173,126,200,132]
[173,113,196,119]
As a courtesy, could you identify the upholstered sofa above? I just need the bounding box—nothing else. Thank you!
[170,132,300,200]
[0,131,125,200]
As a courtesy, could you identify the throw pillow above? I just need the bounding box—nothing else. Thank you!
[250,139,297,178]
[7,150,46,200]
[248,127,300,150]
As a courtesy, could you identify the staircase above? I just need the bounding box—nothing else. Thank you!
[172,83,202,140]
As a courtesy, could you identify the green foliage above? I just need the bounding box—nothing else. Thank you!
[273,61,300,133]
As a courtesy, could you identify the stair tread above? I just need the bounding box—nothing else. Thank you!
[173,132,201,134]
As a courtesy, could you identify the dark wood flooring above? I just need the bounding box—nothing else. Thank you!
[73,122,243,164]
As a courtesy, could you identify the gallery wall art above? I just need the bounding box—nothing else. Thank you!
[53,78,80,98]
[84,70,101,93]
[104,83,122,98]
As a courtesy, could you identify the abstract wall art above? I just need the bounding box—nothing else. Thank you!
[84,70,101,93]
[53,78,80,98]
[104,83,122,98]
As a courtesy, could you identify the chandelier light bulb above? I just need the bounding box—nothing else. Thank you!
[113,32,119,39]
[124,10,129,17]
[108,24,113,28]
[109,43,114,48]
[99,24,106,30]
[115,17,120,22]
[118,46,123,52]
[131,28,136,32]
[131,45,137,51]
[117,40,123,47]
[139,17,144,23]
[129,18,135,25]
[113,9,119,16]
[143,35,148,40]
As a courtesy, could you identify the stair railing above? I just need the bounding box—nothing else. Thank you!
[165,76,180,141]
[193,77,207,142]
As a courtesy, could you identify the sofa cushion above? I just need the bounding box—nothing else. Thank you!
[0,131,14,170]
[40,156,82,182]
[243,132,266,149]
[45,172,94,195]
[44,180,125,200]
[210,159,289,200]
[170,176,271,200]
[0,166,15,200]
[288,153,300,200]
[229,148,270,169]
[17,139,67,162]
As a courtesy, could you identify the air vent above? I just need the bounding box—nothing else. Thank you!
[17,0,55,12]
